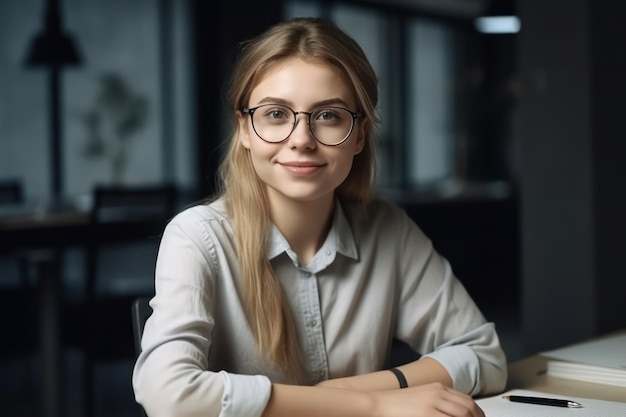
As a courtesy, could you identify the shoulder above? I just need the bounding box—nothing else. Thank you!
[164,198,234,244]
[169,198,229,227]
[160,198,235,271]
[339,195,423,249]
[367,195,408,217]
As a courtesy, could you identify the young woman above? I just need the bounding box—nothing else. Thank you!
[132,17,507,417]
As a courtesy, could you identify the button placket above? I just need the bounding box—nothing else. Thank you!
[299,269,328,383]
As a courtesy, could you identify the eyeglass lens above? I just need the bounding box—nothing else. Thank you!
[250,104,355,145]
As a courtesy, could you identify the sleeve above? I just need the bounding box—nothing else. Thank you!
[393,208,508,396]
[131,211,273,417]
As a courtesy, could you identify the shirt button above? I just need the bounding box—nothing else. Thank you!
[326,250,331,256]
[303,272,311,277]
[308,319,317,327]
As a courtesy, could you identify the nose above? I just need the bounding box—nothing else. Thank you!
[287,113,317,149]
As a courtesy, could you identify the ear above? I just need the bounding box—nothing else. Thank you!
[237,111,251,149]
[352,122,366,155]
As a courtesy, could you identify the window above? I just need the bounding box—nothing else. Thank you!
[407,18,456,187]
[0,0,195,201]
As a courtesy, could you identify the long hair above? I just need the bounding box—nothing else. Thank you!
[217,17,380,380]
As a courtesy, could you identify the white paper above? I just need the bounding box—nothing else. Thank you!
[476,390,626,417]
[547,361,626,387]
[541,334,626,369]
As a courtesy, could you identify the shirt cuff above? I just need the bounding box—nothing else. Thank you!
[219,371,272,417]
[422,345,480,395]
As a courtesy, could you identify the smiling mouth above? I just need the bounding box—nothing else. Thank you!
[280,162,326,176]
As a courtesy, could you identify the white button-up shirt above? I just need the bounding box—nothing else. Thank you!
[132,197,507,417]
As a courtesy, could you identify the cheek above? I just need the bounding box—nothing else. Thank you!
[335,152,358,179]
[246,141,276,168]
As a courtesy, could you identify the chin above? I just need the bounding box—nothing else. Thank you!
[273,187,335,204]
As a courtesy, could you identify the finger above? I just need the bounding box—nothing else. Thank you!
[436,389,485,417]
[435,400,484,417]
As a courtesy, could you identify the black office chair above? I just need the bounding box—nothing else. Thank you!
[0,180,41,406]
[67,184,177,417]
[0,180,25,286]
[131,297,152,417]
[0,179,22,204]
[85,184,177,296]
[131,297,152,356]
[0,178,31,305]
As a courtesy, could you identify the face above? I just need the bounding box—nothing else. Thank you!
[239,57,365,207]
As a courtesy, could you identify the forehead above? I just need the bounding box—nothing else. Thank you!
[248,57,356,108]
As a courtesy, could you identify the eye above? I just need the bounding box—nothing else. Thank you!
[313,108,344,124]
[262,106,290,121]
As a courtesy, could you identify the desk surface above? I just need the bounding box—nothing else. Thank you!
[506,331,626,402]
[0,204,167,253]
[0,203,170,417]
[507,354,625,402]
[0,208,90,234]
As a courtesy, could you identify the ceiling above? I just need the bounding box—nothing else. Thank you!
[367,0,490,17]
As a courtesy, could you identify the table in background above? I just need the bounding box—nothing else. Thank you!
[0,204,167,417]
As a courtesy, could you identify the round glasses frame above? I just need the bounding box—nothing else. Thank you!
[242,103,361,146]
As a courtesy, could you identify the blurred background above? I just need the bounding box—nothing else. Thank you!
[1,0,625,416]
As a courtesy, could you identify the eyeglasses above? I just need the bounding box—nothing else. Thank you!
[242,103,360,146]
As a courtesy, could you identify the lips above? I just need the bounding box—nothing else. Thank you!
[280,161,326,176]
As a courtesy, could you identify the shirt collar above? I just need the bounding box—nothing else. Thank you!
[266,200,359,263]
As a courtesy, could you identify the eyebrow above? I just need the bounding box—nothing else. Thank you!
[255,96,353,109]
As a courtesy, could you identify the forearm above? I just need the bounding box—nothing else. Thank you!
[262,384,374,417]
[399,357,453,388]
[317,357,452,391]
[263,379,484,417]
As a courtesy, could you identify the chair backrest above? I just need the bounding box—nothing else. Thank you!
[0,180,23,204]
[85,185,177,298]
[131,297,153,356]
[92,184,178,223]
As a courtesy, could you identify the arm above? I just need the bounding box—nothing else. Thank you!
[328,202,506,396]
[133,207,274,417]
[392,208,508,396]
[317,357,452,391]
[315,201,506,397]
[263,382,485,417]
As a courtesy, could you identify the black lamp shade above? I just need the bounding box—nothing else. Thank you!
[24,0,83,67]
[25,30,82,67]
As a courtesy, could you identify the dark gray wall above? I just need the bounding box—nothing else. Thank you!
[517,0,626,353]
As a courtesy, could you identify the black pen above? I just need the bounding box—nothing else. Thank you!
[502,395,584,408]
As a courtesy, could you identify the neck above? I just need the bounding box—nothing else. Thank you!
[268,192,335,265]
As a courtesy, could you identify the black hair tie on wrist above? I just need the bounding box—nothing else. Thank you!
[389,367,408,389]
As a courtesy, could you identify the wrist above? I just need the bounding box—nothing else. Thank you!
[388,368,408,389]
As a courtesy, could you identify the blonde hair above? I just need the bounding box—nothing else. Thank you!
[217,17,380,380]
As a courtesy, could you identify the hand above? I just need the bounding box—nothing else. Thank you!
[371,382,485,417]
